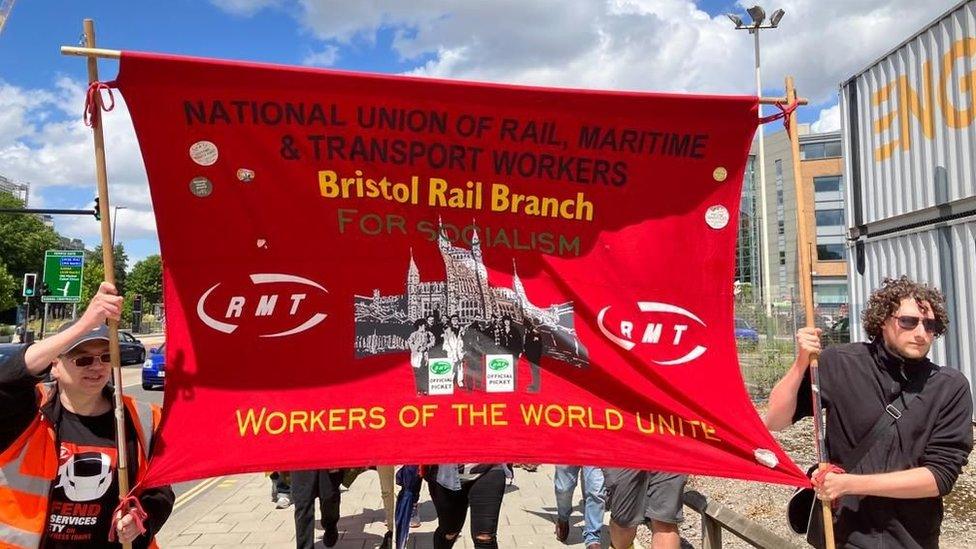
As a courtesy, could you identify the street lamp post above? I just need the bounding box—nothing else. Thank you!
[729,5,785,318]
[112,204,126,247]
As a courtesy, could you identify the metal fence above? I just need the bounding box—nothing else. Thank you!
[26,306,165,337]
[734,292,851,399]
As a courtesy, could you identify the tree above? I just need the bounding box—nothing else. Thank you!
[0,262,17,311]
[126,255,162,305]
[79,261,105,306]
[121,290,138,327]
[0,192,62,307]
[86,244,128,295]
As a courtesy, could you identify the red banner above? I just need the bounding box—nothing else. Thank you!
[113,52,807,488]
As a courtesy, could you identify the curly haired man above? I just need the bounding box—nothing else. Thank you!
[765,276,972,549]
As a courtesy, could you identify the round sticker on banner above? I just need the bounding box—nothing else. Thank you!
[754,448,779,469]
[189,176,213,198]
[713,167,728,182]
[189,140,218,166]
[236,168,255,183]
[705,205,730,229]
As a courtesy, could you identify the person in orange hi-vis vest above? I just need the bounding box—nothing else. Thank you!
[0,282,174,549]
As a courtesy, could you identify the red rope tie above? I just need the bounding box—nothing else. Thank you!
[811,463,845,485]
[758,99,799,133]
[811,463,846,508]
[108,494,149,543]
[84,81,117,128]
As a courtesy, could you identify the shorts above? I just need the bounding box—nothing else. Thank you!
[603,468,687,527]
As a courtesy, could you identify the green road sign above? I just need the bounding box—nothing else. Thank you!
[42,250,85,303]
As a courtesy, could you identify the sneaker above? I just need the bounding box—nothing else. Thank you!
[323,525,339,547]
[378,530,392,549]
[410,503,421,527]
[274,494,292,509]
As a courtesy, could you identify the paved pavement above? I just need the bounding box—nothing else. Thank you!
[157,466,618,549]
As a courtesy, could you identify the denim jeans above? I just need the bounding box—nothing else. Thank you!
[554,466,606,545]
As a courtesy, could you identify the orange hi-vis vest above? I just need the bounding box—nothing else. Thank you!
[0,383,161,549]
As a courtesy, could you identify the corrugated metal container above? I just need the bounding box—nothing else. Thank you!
[849,221,975,385]
[843,0,976,416]
[842,0,976,226]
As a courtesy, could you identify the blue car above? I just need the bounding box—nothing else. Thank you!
[142,343,166,390]
[734,318,759,343]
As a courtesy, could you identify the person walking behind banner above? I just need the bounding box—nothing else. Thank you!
[290,468,345,548]
[269,471,293,509]
[604,468,686,549]
[554,465,605,549]
[427,464,510,549]
[407,320,434,394]
[377,466,395,549]
[0,282,174,548]
[765,276,973,549]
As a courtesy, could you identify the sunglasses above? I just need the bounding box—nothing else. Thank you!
[894,315,942,333]
[69,353,112,367]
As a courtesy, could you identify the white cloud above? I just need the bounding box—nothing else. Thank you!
[303,44,340,67]
[209,0,281,17]
[0,78,157,246]
[235,0,958,105]
[811,104,841,133]
[0,83,56,148]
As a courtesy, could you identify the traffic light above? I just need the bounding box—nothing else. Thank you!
[41,283,50,297]
[93,197,100,220]
[133,294,143,313]
[21,273,36,297]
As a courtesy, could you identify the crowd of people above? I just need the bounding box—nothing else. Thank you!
[0,276,971,549]
[267,461,684,549]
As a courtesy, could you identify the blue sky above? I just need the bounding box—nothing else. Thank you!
[1,1,441,264]
[0,0,957,265]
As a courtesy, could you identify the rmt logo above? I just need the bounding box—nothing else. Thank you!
[196,273,328,338]
[596,301,707,366]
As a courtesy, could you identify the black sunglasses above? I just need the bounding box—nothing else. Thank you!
[70,353,112,367]
[894,315,942,333]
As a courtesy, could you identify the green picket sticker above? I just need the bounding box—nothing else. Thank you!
[429,360,452,375]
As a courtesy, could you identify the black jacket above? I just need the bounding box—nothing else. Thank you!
[794,340,973,549]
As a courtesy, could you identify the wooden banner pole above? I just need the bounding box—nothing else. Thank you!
[784,75,836,549]
[81,18,133,549]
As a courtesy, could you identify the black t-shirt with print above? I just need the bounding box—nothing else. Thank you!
[44,409,121,548]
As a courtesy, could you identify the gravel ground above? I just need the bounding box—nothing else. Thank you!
[635,409,976,548]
